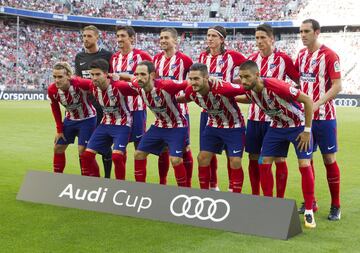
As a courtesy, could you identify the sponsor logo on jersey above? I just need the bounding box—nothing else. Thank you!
[300,72,316,83]
[334,61,341,72]
[149,106,167,113]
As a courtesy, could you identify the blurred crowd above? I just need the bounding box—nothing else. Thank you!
[1,20,359,94]
[1,0,302,22]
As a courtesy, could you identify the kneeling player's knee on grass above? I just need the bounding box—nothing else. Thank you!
[170,156,183,166]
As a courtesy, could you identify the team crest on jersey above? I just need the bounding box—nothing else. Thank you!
[267,98,273,105]
[73,94,80,101]
[289,87,298,96]
[311,59,317,66]
[334,61,341,72]
[110,95,117,102]
[269,64,277,69]
[218,59,225,67]
[170,64,178,69]
[154,96,162,103]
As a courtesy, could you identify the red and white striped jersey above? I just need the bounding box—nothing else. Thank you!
[91,80,137,126]
[130,79,188,128]
[48,77,96,133]
[109,48,152,111]
[295,45,341,120]
[245,78,305,128]
[154,51,193,115]
[198,49,246,82]
[185,80,246,128]
[247,49,300,122]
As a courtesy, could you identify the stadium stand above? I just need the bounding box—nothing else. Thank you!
[1,20,359,94]
[1,0,303,21]
[0,0,359,94]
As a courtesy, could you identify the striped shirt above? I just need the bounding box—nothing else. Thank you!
[185,80,246,128]
[246,78,304,128]
[48,77,96,133]
[295,45,341,120]
[110,48,152,111]
[130,79,189,128]
[154,51,193,115]
[247,49,299,121]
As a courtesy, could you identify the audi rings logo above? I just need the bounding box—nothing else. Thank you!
[334,98,359,107]
[170,194,230,222]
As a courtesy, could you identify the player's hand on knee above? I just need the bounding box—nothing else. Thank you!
[296,132,310,152]
[54,133,67,144]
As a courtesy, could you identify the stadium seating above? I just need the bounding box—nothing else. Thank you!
[0,20,359,94]
[1,0,301,21]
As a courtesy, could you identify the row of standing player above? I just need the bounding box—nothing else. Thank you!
[49,19,342,229]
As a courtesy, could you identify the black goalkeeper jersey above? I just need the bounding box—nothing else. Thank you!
[75,48,113,124]
[75,48,113,78]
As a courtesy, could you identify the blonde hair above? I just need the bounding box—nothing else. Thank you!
[83,25,100,36]
[53,62,73,76]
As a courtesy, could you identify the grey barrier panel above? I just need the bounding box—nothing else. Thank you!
[17,170,302,240]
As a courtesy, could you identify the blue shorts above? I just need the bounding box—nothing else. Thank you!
[200,126,246,157]
[137,125,188,157]
[245,120,270,154]
[56,117,96,146]
[312,120,338,154]
[87,124,130,155]
[185,114,190,146]
[261,126,313,159]
[129,110,147,143]
[199,111,208,135]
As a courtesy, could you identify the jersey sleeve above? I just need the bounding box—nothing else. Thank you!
[109,53,116,73]
[282,54,300,82]
[232,51,247,66]
[48,86,63,133]
[141,51,153,62]
[213,81,246,97]
[184,86,194,101]
[161,80,189,95]
[74,53,82,76]
[327,51,341,80]
[114,81,139,96]
[75,77,92,91]
[266,79,300,101]
[183,54,193,71]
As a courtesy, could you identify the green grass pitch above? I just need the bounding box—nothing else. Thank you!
[0,100,359,252]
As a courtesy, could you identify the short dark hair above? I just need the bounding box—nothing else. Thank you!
[137,61,156,74]
[116,25,136,37]
[256,24,274,37]
[90,59,109,73]
[189,63,209,77]
[239,60,259,73]
[160,28,178,38]
[302,19,321,32]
